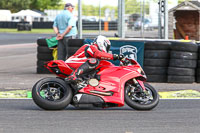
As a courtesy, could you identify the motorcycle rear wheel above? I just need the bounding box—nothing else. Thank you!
[32,77,72,110]
[125,82,159,110]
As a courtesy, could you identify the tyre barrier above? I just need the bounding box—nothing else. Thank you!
[36,38,52,74]
[36,38,84,74]
[144,41,199,83]
[168,41,197,83]
[68,39,84,57]
[196,43,200,83]
[144,41,171,82]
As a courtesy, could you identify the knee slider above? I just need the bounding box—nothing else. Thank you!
[88,58,99,67]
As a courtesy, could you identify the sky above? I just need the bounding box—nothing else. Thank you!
[63,0,118,7]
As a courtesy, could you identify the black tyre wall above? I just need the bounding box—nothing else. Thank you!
[144,59,169,67]
[145,41,171,50]
[170,41,198,52]
[68,39,84,47]
[169,59,196,68]
[144,41,198,83]
[37,38,53,74]
[167,42,197,83]
[37,46,52,53]
[37,38,48,46]
[144,41,170,82]
[170,51,197,60]
[144,50,170,59]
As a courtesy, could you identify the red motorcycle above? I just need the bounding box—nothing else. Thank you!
[32,57,159,110]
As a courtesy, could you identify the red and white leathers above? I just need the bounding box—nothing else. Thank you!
[65,44,114,70]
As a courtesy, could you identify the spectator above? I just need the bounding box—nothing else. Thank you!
[53,3,77,60]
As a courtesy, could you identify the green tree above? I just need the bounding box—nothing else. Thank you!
[178,0,187,4]
[82,2,117,17]
[0,0,63,12]
[30,0,63,11]
[0,0,31,12]
[125,0,149,15]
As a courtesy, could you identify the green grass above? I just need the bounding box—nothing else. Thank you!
[0,90,200,99]
[0,28,55,34]
[0,28,102,34]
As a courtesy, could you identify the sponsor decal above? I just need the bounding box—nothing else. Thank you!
[120,45,137,60]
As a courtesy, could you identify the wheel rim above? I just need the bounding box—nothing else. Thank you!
[126,85,155,105]
[38,82,66,101]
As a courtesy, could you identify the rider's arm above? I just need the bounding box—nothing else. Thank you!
[86,45,114,60]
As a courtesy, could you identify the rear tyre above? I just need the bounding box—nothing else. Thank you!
[32,77,72,110]
[125,82,159,110]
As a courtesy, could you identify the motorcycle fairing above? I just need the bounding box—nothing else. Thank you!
[45,60,73,78]
[79,65,146,107]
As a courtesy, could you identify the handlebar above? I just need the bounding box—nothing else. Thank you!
[120,57,137,66]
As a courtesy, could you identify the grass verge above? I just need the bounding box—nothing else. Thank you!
[0,28,104,34]
[0,90,200,99]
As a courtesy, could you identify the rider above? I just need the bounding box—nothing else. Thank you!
[65,35,123,82]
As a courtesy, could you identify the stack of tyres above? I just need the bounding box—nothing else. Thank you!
[68,39,84,57]
[168,41,198,83]
[195,43,200,83]
[37,38,53,74]
[144,41,171,82]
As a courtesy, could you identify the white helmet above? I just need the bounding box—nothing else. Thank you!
[93,35,111,52]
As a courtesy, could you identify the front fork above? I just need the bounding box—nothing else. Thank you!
[132,78,146,92]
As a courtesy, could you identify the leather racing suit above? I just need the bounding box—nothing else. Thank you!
[65,43,116,81]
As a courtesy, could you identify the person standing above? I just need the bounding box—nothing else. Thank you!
[53,3,77,60]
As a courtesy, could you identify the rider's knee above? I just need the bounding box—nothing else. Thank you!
[88,58,99,67]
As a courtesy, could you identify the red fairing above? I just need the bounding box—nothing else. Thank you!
[45,60,73,78]
[79,61,146,106]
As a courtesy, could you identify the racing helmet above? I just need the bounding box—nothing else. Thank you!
[93,35,111,52]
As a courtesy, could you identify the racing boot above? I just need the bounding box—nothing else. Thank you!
[65,71,83,83]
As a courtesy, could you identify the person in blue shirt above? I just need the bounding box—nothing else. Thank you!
[53,3,77,60]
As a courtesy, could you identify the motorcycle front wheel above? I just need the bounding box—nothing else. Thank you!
[32,77,72,110]
[124,82,159,110]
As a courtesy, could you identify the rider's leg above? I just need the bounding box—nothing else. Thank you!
[66,58,99,82]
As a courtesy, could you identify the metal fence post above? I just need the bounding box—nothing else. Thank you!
[99,0,102,35]
[121,0,125,38]
[118,0,125,38]
[140,0,145,38]
[118,0,122,37]
[158,0,162,39]
[78,0,82,39]
[164,0,168,39]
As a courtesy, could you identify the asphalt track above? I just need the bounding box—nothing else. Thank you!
[0,99,199,133]
[0,33,53,45]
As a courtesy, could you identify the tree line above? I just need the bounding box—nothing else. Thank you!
[0,0,62,12]
[0,0,186,15]
[0,0,145,15]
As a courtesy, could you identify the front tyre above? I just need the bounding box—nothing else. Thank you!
[125,82,159,110]
[32,77,72,110]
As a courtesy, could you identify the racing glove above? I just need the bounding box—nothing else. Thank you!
[113,54,124,60]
